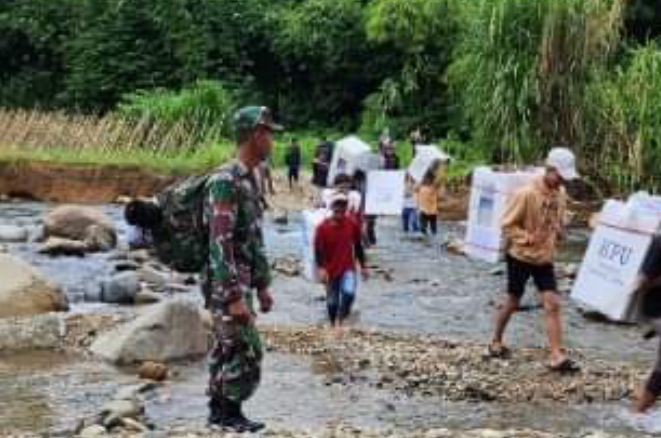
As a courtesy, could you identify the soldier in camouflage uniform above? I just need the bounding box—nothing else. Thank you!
[204,106,281,432]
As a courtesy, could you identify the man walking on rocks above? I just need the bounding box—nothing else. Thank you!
[204,106,281,432]
[488,147,580,372]
[315,191,367,332]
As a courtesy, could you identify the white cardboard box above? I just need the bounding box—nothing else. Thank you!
[365,170,406,216]
[408,145,451,183]
[571,194,661,321]
[327,136,372,186]
[301,209,331,282]
[464,166,542,263]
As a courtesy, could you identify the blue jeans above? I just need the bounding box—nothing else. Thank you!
[402,207,419,233]
[326,271,357,324]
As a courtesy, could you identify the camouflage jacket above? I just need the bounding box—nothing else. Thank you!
[204,160,272,311]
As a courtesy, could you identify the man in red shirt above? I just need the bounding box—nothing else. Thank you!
[315,191,367,329]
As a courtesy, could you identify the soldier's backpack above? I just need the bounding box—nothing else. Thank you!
[151,174,211,273]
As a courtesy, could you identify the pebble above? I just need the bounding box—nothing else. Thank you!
[101,399,142,420]
[445,240,465,255]
[115,261,141,272]
[39,237,88,256]
[129,250,151,264]
[79,424,107,438]
[138,266,170,287]
[114,383,157,401]
[134,289,162,305]
[138,361,169,381]
[100,272,140,304]
[118,417,149,432]
[273,256,301,277]
[489,267,504,276]
[273,209,289,225]
[0,225,29,242]
[160,283,190,294]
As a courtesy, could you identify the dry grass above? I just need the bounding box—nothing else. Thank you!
[0,109,210,154]
[0,109,237,175]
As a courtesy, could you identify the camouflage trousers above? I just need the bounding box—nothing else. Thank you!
[207,296,263,404]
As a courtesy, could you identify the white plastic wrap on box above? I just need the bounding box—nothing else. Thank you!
[571,193,661,321]
[408,145,451,183]
[327,136,372,186]
[365,170,406,216]
[464,166,543,263]
[301,209,331,282]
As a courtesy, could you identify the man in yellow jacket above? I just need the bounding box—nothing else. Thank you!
[488,147,580,372]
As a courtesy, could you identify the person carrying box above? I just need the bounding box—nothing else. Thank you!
[488,147,581,373]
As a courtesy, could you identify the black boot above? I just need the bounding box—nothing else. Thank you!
[234,403,265,432]
[207,398,227,427]
[208,398,265,433]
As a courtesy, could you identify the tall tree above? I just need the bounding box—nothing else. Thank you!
[65,0,207,111]
[0,0,80,108]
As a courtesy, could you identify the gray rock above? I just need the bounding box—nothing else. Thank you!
[79,425,106,438]
[117,417,148,433]
[115,261,140,272]
[273,209,288,225]
[558,263,580,279]
[557,279,573,294]
[101,399,142,419]
[489,267,505,276]
[90,299,208,364]
[134,289,162,305]
[114,382,158,401]
[160,283,191,294]
[425,429,451,438]
[84,288,103,303]
[138,266,169,287]
[0,225,28,242]
[39,237,88,257]
[128,250,151,264]
[478,431,506,438]
[0,254,68,318]
[100,272,140,304]
[0,313,65,350]
[108,251,130,262]
[84,225,116,252]
[43,205,117,250]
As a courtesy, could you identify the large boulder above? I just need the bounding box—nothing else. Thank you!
[43,205,117,251]
[90,300,208,364]
[0,254,68,318]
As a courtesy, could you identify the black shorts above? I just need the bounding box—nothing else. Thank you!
[506,255,557,299]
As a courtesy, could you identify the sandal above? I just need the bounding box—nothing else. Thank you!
[486,344,511,359]
[548,357,581,374]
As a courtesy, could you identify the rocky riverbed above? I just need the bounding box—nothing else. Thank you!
[261,326,642,403]
[0,189,659,437]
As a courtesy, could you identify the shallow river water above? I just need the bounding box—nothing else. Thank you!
[0,202,659,435]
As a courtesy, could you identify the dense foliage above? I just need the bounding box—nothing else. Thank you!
[2,0,661,191]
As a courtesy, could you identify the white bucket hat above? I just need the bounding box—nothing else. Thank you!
[546,147,579,181]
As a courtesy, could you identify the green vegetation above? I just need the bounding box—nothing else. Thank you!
[2,0,661,192]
